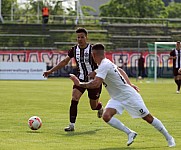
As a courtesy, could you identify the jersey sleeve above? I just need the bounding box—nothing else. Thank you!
[170,49,175,56]
[68,46,75,58]
[96,61,109,80]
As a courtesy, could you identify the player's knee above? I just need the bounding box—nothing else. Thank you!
[102,112,111,122]
[142,114,154,124]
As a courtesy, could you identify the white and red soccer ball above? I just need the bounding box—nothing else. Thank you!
[28,116,42,130]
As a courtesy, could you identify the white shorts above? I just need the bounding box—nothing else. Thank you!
[105,95,149,118]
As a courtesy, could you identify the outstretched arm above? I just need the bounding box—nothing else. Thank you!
[169,56,176,59]
[69,74,103,89]
[43,56,71,77]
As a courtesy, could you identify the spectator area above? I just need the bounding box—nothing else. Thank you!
[0,23,178,50]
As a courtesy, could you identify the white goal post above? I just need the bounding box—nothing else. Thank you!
[154,42,176,82]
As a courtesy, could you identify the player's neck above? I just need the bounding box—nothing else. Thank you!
[176,47,180,50]
[97,57,105,65]
[78,43,88,49]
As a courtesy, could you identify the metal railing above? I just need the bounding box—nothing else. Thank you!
[2,14,181,26]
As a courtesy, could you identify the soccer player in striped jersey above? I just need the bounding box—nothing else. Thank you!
[43,28,103,131]
[70,43,175,147]
[169,41,181,94]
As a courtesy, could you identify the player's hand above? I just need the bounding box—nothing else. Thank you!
[131,84,140,92]
[43,70,51,78]
[69,74,80,86]
[178,68,181,74]
[87,71,96,80]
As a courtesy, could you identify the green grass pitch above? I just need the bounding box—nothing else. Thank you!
[0,78,180,150]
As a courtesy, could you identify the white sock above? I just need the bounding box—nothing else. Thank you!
[107,117,131,134]
[70,123,75,127]
[151,117,172,140]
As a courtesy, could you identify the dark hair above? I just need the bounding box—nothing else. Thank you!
[76,27,88,36]
[92,43,105,51]
[177,41,180,43]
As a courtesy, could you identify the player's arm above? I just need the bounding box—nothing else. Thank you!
[43,56,71,77]
[169,51,176,59]
[169,56,176,59]
[178,68,181,74]
[70,74,103,89]
[118,67,140,92]
[87,69,97,79]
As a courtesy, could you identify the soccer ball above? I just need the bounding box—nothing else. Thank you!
[28,116,42,130]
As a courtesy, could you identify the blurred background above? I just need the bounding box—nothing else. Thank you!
[0,0,181,79]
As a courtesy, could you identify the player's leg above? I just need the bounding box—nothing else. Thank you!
[89,99,103,118]
[64,86,85,132]
[176,74,181,93]
[173,69,180,93]
[88,85,103,118]
[138,67,141,79]
[103,100,137,146]
[142,67,145,79]
[174,76,180,93]
[125,95,175,147]
[142,114,176,147]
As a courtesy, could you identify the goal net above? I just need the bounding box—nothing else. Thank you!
[147,42,176,82]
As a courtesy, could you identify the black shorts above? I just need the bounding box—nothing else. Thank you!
[73,84,102,100]
[173,68,179,76]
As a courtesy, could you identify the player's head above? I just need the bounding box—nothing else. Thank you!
[176,41,180,49]
[76,27,88,36]
[92,43,105,63]
[76,27,88,48]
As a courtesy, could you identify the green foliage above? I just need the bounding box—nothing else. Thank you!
[2,0,181,23]
[0,78,180,150]
[51,1,64,15]
[2,0,12,15]
[81,6,96,16]
[166,2,181,18]
[99,0,168,18]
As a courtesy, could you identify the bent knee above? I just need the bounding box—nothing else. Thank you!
[142,114,154,124]
[102,113,112,122]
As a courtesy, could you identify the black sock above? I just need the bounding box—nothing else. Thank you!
[69,100,78,123]
[175,80,179,91]
[95,102,102,110]
[178,80,181,91]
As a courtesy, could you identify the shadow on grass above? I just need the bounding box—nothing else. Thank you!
[26,130,42,134]
[99,146,164,150]
[64,129,101,136]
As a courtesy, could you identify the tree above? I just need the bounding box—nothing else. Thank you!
[99,0,168,18]
[81,6,96,16]
[2,0,15,18]
[51,1,64,15]
[166,2,181,18]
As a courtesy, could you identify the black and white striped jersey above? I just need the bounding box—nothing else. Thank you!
[170,49,181,69]
[68,44,98,82]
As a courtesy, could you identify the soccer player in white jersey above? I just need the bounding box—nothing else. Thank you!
[69,43,176,147]
[43,28,103,132]
[169,41,181,94]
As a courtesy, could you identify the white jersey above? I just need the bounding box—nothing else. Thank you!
[96,58,140,101]
[96,58,149,118]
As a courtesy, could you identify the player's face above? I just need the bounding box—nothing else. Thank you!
[76,32,87,48]
[176,42,180,49]
[91,51,97,63]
